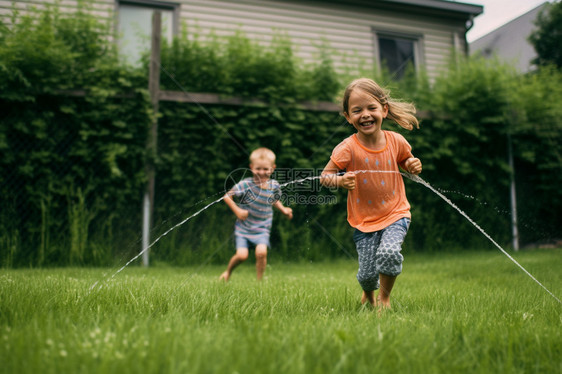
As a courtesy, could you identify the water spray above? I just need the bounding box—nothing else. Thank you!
[401,172,561,305]
[97,55,562,304]
[90,196,226,292]
[92,169,561,306]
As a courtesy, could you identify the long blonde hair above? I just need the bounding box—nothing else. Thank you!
[342,78,419,130]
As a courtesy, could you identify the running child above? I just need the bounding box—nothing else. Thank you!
[220,147,293,281]
[321,78,422,309]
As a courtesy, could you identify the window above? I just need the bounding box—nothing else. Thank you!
[373,31,422,80]
[117,0,178,65]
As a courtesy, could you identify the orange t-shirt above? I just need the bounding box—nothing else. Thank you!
[330,131,414,232]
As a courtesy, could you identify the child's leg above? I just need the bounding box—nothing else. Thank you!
[255,244,267,280]
[219,248,249,281]
[361,290,376,306]
[378,274,397,308]
[354,230,381,306]
[375,218,409,309]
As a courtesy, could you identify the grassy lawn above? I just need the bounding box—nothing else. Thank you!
[1,249,561,373]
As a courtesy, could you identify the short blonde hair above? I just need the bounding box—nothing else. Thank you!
[249,147,276,165]
[342,78,419,130]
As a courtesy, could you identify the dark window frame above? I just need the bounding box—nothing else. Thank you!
[372,29,423,79]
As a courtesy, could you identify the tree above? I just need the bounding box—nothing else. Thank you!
[529,1,562,68]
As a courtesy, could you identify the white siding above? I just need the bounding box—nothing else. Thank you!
[2,0,471,81]
[178,0,469,81]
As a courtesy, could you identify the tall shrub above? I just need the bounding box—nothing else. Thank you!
[151,29,347,264]
[2,4,560,268]
[0,4,151,266]
[404,56,517,250]
[508,66,562,244]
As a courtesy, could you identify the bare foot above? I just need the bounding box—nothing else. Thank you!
[377,295,391,310]
[219,271,230,282]
[361,291,376,306]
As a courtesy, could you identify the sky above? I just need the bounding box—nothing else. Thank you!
[463,0,552,42]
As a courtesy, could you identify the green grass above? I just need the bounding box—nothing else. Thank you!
[1,250,561,374]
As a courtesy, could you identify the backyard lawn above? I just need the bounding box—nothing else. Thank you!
[1,249,561,373]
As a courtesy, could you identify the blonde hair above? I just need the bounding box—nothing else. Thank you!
[342,78,419,130]
[249,147,276,165]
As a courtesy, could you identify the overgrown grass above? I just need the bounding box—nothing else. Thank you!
[1,250,561,373]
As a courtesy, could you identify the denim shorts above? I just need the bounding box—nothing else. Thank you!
[234,233,270,249]
[353,218,410,291]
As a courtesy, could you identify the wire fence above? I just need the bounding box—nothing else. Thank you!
[0,90,356,268]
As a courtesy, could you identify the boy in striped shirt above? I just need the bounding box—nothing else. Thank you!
[220,148,293,281]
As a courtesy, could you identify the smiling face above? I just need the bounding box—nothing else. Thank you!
[250,159,275,184]
[344,89,388,142]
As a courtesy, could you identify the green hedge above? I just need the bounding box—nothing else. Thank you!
[1,4,561,267]
[0,4,151,266]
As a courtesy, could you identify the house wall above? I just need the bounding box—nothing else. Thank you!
[1,0,470,81]
[470,3,544,74]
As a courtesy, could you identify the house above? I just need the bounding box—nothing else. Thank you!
[1,0,483,81]
[470,3,547,73]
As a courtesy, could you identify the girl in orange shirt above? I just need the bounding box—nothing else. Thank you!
[321,78,422,310]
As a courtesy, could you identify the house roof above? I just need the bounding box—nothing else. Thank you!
[470,3,546,73]
[380,0,483,15]
[307,0,483,20]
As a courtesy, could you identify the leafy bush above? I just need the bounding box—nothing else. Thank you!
[0,4,151,266]
[1,4,561,267]
[405,56,517,250]
[508,65,562,244]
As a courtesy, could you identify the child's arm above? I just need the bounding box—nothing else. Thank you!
[401,157,422,175]
[223,193,249,220]
[320,160,356,190]
[273,200,293,220]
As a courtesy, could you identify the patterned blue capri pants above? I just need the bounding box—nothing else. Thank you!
[353,218,411,292]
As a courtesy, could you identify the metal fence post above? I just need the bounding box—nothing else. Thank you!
[142,11,161,267]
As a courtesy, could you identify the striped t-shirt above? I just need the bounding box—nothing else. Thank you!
[230,178,282,239]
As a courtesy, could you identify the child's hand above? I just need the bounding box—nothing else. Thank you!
[236,209,249,221]
[404,158,422,175]
[283,207,293,220]
[340,172,356,190]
